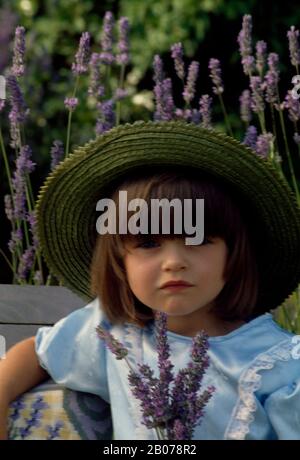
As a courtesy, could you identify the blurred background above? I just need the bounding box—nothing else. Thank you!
[1,0,300,287]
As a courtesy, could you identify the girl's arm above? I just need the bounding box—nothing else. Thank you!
[0,336,50,440]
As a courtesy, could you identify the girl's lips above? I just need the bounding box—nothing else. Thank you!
[160,280,193,288]
[160,281,194,290]
[162,284,192,291]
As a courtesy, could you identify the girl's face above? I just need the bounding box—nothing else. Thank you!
[123,235,228,335]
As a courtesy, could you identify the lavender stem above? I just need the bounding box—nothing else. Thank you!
[65,75,79,157]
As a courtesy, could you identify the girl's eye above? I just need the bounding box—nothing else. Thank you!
[137,239,160,249]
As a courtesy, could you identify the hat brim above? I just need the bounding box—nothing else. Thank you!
[36,121,300,312]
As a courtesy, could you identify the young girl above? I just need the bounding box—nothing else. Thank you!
[1,121,300,440]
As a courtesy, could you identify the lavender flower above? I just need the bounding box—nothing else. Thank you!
[264,71,279,105]
[8,228,23,253]
[96,312,214,440]
[50,140,64,170]
[95,99,116,134]
[4,194,13,221]
[199,94,212,129]
[116,17,130,66]
[237,15,255,75]
[71,32,91,75]
[153,78,175,121]
[263,53,280,106]
[0,99,5,112]
[114,88,128,101]
[243,125,257,150]
[183,61,199,105]
[7,74,27,124]
[17,246,35,281]
[284,90,300,123]
[12,26,25,77]
[240,89,252,124]
[153,55,165,85]
[208,58,224,95]
[268,52,279,72]
[256,133,273,158]
[64,97,78,111]
[287,26,300,68]
[100,11,115,65]
[155,312,174,413]
[11,145,36,220]
[88,53,105,98]
[26,210,39,250]
[16,145,35,174]
[96,325,128,360]
[255,40,267,76]
[171,43,185,81]
[250,76,265,113]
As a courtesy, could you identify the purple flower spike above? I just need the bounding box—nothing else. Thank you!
[116,17,130,66]
[153,55,165,84]
[183,61,199,105]
[72,32,91,75]
[8,228,23,253]
[17,246,35,281]
[237,15,255,75]
[155,312,174,408]
[12,26,26,77]
[171,43,185,81]
[153,78,175,121]
[96,325,128,360]
[268,52,279,72]
[208,58,224,95]
[250,76,265,113]
[4,195,13,222]
[50,140,64,170]
[7,74,28,124]
[88,53,105,98]
[287,26,300,68]
[64,97,78,111]
[239,89,252,123]
[199,94,212,129]
[243,125,257,150]
[100,11,115,65]
[256,133,273,158]
[255,40,267,75]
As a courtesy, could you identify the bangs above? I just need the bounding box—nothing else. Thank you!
[104,166,255,253]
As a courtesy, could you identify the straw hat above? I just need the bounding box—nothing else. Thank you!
[36,121,300,313]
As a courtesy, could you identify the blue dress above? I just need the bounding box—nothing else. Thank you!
[35,298,300,440]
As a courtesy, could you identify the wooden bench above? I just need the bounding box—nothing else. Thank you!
[0,284,86,352]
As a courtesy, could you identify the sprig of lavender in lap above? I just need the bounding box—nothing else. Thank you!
[96,311,215,440]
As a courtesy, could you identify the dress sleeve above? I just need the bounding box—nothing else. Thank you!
[264,375,300,440]
[35,298,110,402]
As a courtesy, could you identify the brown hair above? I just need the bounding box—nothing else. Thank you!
[90,166,261,326]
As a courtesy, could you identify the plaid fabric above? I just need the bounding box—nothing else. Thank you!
[8,380,112,440]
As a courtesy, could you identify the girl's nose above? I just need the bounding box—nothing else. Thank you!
[161,241,188,271]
